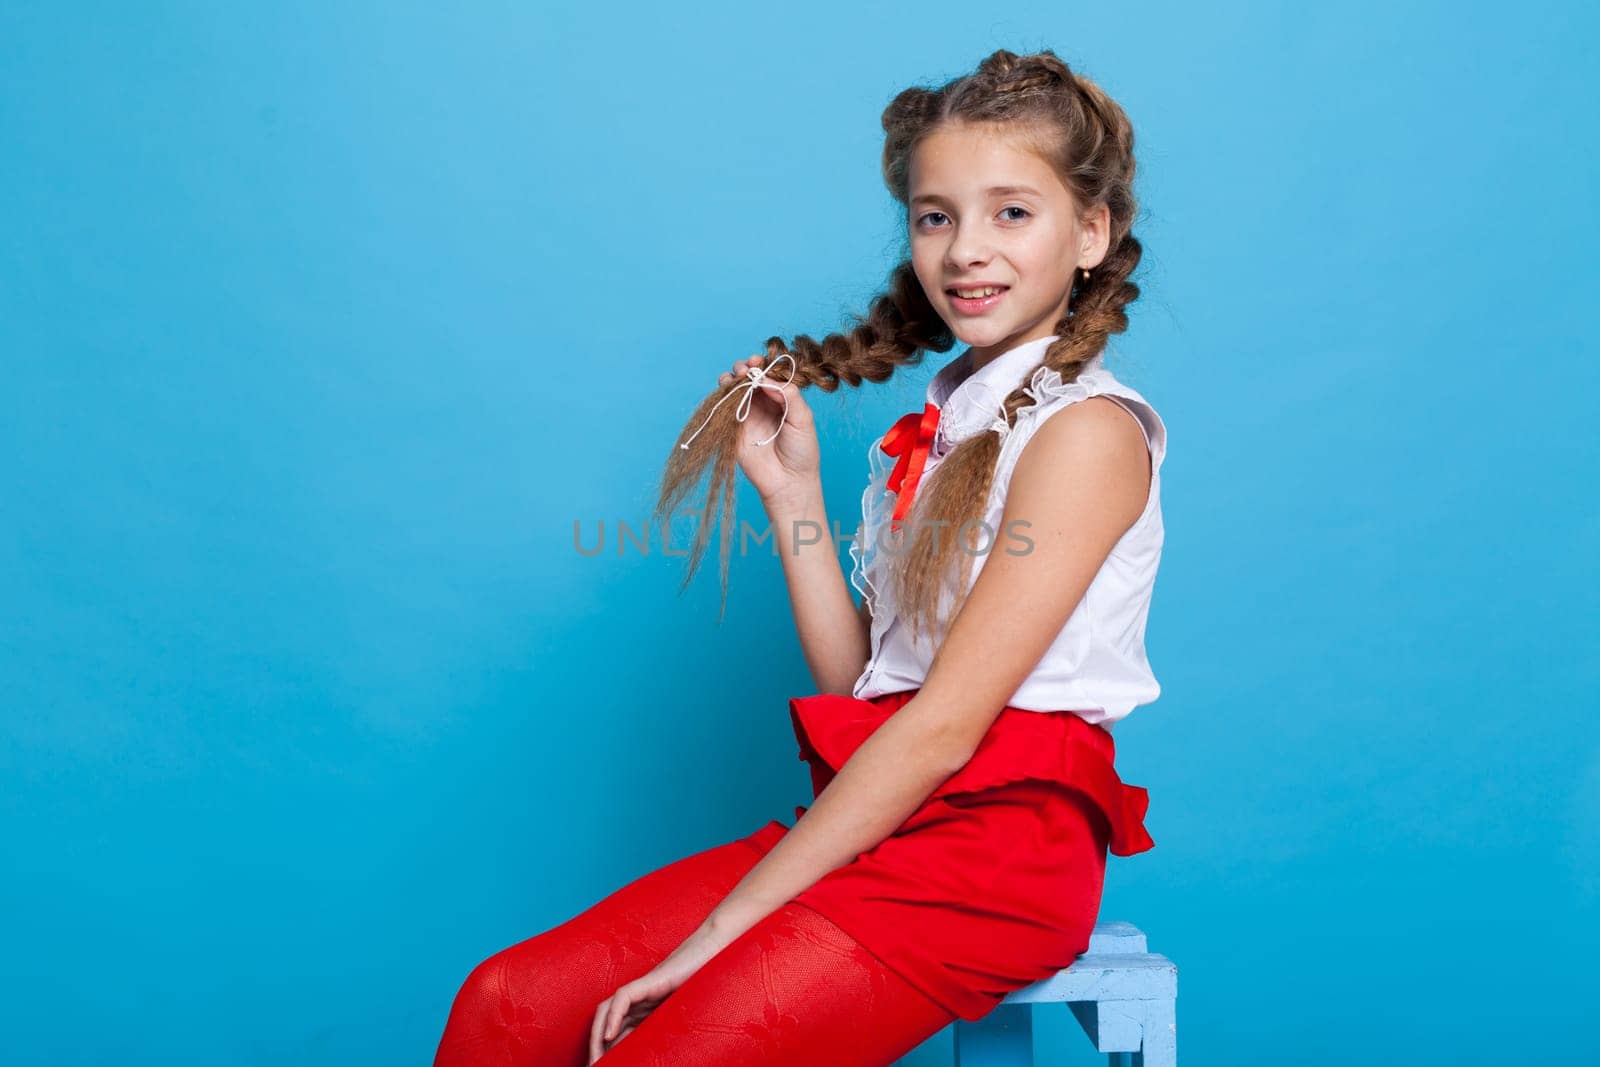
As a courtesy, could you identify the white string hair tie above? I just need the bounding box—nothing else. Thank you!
[678,351,798,450]
[986,400,1013,441]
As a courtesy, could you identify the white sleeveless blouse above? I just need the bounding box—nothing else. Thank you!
[848,333,1168,730]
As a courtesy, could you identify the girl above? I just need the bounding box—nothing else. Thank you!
[434,47,1165,1067]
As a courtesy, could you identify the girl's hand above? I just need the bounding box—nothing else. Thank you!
[588,923,729,1063]
[718,353,820,511]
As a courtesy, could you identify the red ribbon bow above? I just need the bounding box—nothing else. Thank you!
[880,401,941,527]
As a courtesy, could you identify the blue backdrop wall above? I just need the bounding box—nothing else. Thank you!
[2,3,1595,1064]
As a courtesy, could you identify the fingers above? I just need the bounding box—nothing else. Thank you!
[589,996,615,1063]
[592,990,640,1063]
[718,352,767,388]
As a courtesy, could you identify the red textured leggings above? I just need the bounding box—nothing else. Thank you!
[431,828,958,1067]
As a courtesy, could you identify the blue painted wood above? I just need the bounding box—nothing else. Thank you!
[948,920,1177,1067]
[1069,997,1144,1052]
[1131,998,1176,1067]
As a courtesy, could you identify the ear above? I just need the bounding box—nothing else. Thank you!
[1078,201,1112,270]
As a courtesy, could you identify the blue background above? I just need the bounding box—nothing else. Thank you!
[3,3,1596,1064]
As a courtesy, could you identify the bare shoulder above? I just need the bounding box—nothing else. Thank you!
[1019,394,1150,474]
[1009,394,1151,527]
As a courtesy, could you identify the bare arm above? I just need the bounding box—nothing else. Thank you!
[705,395,1151,942]
[765,477,871,696]
[713,351,870,696]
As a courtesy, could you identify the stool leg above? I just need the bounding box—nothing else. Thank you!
[1108,1053,1134,1066]
[1132,998,1176,1067]
[952,1002,1033,1067]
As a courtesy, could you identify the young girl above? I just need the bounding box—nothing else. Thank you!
[434,47,1165,1067]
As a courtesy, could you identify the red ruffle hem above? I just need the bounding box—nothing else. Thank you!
[734,689,1155,1022]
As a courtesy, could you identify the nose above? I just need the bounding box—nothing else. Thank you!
[943,219,994,272]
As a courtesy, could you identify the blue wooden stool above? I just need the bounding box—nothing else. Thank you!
[951,921,1177,1066]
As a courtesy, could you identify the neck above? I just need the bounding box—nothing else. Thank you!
[966,331,1057,375]
[966,324,1062,373]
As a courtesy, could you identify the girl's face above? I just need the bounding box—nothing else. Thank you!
[907,123,1109,369]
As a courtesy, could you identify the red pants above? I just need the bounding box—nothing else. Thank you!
[431,826,957,1066]
[432,690,1153,1065]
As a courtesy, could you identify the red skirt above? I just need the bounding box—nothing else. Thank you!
[735,689,1154,1022]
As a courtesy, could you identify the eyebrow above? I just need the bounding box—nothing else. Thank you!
[910,184,1044,207]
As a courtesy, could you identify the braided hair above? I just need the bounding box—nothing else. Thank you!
[656,49,1142,632]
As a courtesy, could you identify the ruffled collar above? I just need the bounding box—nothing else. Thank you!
[927,334,1104,452]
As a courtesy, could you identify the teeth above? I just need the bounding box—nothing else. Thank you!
[953,287,1003,298]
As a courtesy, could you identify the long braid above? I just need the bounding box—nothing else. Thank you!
[654,260,951,620]
[890,54,1145,643]
[657,47,1145,634]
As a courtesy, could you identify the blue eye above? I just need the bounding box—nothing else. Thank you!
[914,206,1031,229]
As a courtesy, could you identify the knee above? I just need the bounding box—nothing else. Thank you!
[435,948,549,1067]
[452,950,510,1022]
